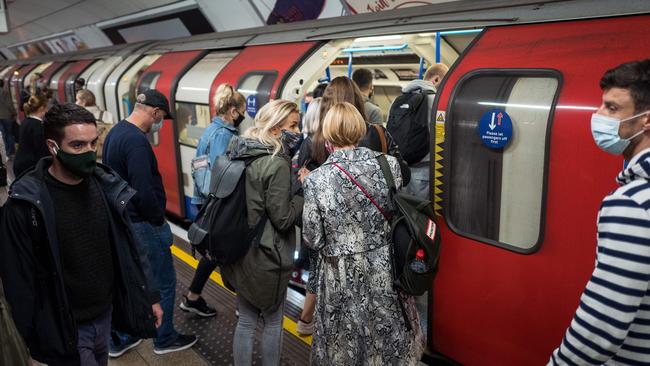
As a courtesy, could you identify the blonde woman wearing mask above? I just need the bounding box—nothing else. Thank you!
[221,99,304,366]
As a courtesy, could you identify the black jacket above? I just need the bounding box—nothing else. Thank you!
[13,117,50,177]
[0,158,159,366]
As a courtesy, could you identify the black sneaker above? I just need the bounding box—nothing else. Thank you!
[153,334,198,355]
[179,295,217,317]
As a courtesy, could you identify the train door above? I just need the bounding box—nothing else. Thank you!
[209,42,318,132]
[104,52,149,120]
[2,66,20,92]
[56,59,94,103]
[115,54,161,120]
[0,65,14,81]
[134,50,206,219]
[174,50,240,220]
[40,62,66,96]
[23,62,53,90]
[89,49,143,111]
[431,15,650,366]
[49,63,73,102]
[76,59,106,96]
[11,64,37,120]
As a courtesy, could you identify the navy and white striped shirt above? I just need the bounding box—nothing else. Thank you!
[549,148,650,365]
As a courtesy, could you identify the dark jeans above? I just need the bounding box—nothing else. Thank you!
[113,222,178,348]
[189,257,217,295]
[0,119,14,155]
[77,307,112,366]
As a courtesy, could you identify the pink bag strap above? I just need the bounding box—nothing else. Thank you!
[332,162,390,220]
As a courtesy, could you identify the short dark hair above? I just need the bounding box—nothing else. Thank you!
[352,68,373,90]
[600,59,650,113]
[44,103,96,142]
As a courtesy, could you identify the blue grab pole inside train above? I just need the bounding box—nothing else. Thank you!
[418,57,425,79]
[325,66,331,82]
[347,53,353,78]
[435,31,441,63]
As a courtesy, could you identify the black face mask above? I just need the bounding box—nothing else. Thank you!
[54,143,96,178]
[234,112,246,127]
[280,130,303,157]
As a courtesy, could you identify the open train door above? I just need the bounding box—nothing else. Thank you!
[54,59,94,103]
[173,50,241,220]
[40,61,66,94]
[11,64,38,120]
[135,50,206,219]
[431,15,650,366]
[209,42,319,133]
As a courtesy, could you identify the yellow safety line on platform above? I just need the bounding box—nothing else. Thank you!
[170,245,313,346]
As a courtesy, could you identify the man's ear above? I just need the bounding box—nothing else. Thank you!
[643,112,650,131]
[45,139,57,156]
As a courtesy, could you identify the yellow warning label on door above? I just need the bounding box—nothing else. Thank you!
[433,110,446,216]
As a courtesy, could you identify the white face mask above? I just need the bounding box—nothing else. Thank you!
[590,111,649,155]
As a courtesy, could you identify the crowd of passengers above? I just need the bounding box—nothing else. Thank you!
[0,64,448,366]
[2,58,648,366]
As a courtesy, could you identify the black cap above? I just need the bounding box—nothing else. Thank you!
[136,89,172,118]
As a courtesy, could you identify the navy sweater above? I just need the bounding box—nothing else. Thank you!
[102,120,166,225]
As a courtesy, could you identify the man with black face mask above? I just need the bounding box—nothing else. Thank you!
[103,89,198,358]
[0,103,162,365]
[548,59,650,365]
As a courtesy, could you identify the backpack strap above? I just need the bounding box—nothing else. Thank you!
[376,154,396,194]
[373,124,387,154]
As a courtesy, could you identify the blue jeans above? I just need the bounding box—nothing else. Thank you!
[233,295,284,366]
[113,221,178,348]
[0,119,14,155]
[78,307,112,366]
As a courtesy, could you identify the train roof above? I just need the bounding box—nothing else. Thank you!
[8,0,650,64]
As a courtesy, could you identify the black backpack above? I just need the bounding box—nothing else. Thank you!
[386,91,433,165]
[375,155,441,298]
[187,154,267,266]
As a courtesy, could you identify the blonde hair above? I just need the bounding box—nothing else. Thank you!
[243,99,299,155]
[322,102,367,147]
[213,83,246,116]
[423,63,449,82]
[23,94,48,116]
[76,89,96,107]
[302,97,321,136]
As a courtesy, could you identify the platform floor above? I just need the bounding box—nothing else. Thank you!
[108,230,311,366]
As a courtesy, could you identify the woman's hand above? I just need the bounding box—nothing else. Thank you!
[298,167,310,183]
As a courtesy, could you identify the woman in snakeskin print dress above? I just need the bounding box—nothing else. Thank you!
[302,102,423,365]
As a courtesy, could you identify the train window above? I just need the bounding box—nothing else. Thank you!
[446,70,559,253]
[176,102,211,147]
[236,71,278,132]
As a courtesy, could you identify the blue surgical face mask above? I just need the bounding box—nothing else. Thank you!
[151,117,164,133]
[590,111,650,155]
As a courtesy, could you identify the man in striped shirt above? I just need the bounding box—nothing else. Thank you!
[549,59,650,365]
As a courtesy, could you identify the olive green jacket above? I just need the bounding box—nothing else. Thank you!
[221,136,304,311]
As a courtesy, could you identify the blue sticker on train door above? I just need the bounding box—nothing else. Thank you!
[477,109,513,149]
[246,95,258,118]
